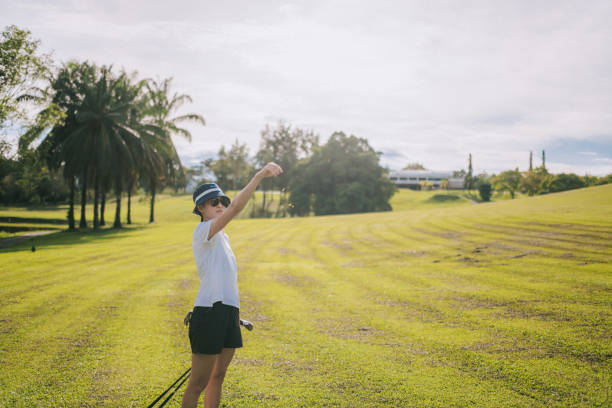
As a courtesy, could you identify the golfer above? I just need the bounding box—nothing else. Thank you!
[181,162,283,408]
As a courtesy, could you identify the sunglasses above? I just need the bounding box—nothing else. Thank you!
[207,197,228,207]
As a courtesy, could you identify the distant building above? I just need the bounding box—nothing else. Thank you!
[389,170,465,190]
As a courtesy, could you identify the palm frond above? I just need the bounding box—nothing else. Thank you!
[171,113,206,126]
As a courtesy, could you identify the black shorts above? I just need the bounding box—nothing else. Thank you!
[189,302,243,354]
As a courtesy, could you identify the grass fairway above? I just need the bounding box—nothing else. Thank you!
[1,185,611,407]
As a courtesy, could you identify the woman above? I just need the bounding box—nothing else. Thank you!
[182,162,282,408]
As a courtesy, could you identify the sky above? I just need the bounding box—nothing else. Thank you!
[2,0,612,175]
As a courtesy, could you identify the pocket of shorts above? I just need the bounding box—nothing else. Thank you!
[189,307,212,331]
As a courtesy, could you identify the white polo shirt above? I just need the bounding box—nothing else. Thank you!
[192,220,239,308]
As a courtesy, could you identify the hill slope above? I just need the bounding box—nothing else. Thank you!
[0,185,610,407]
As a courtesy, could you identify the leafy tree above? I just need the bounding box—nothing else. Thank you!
[529,151,533,171]
[453,169,466,178]
[0,25,52,128]
[289,132,396,216]
[582,175,599,187]
[539,173,586,194]
[464,153,474,190]
[0,145,68,205]
[255,122,318,216]
[596,173,612,185]
[420,180,433,190]
[184,163,211,190]
[491,168,521,198]
[477,179,492,202]
[403,162,426,170]
[520,166,548,196]
[209,140,254,191]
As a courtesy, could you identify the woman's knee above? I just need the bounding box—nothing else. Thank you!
[210,367,228,382]
[187,377,208,395]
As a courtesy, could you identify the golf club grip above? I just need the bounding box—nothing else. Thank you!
[240,319,254,331]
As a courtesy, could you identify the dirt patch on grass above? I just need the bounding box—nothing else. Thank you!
[233,357,265,367]
[448,296,514,311]
[377,299,447,323]
[272,358,313,373]
[507,250,541,258]
[341,260,368,268]
[487,241,521,252]
[483,223,612,249]
[498,306,573,322]
[276,247,318,260]
[399,250,429,257]
[247,392,280,402]
[317,316,383,341]
[0,318,16,334]
[323,240,354,251]
[57,336,94,348]
[273,271,315,287]
[459,337,535,354]
[523,221,612,234]
[178,279,194,289]
[457,256,479,263]
[412,227,462,239]
[239,298,272,330]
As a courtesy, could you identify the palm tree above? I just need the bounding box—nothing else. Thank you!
[59,66,144,230]
[29,61,97,230]
[29,67,201,230]
[143,78,205,222]
[125,167,138,224]
[118,73,165,226]
[109,71,147,228]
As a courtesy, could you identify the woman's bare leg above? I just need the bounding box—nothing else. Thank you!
[204,348,236,408]
[181,353,217,408]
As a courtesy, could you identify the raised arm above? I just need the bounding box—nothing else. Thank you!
[208,162,283,240]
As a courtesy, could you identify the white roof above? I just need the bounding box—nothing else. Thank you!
[390,170,457,178]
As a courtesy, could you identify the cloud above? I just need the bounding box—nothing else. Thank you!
[2,0,611,176]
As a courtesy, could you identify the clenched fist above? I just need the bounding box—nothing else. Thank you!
[259,162,283,178]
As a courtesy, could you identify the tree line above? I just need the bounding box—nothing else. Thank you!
[462,151,612,202]
[1,26,204,229]
[189,122,397,217]
[2,25,396,222]
[5,25,608,221]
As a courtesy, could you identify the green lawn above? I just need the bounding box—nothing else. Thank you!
[0,185,611,407]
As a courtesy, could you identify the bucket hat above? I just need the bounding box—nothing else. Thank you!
[192,183,231,215]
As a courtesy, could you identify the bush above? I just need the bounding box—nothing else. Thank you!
[289,132,397,216]
[427,194,460,202]
[596,173,612,185]
[477,179,492,202]
[540,173,586,194]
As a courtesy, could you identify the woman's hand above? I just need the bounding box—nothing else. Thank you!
[258,162,283,178]
[207,161,283,239]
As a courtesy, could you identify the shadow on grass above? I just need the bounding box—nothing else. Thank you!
[0,204,69,212]
[462,191,483,203]
[0,225,63,233]
[0,224,148,253]
[426,194,462,203]
[0,216,67,225]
